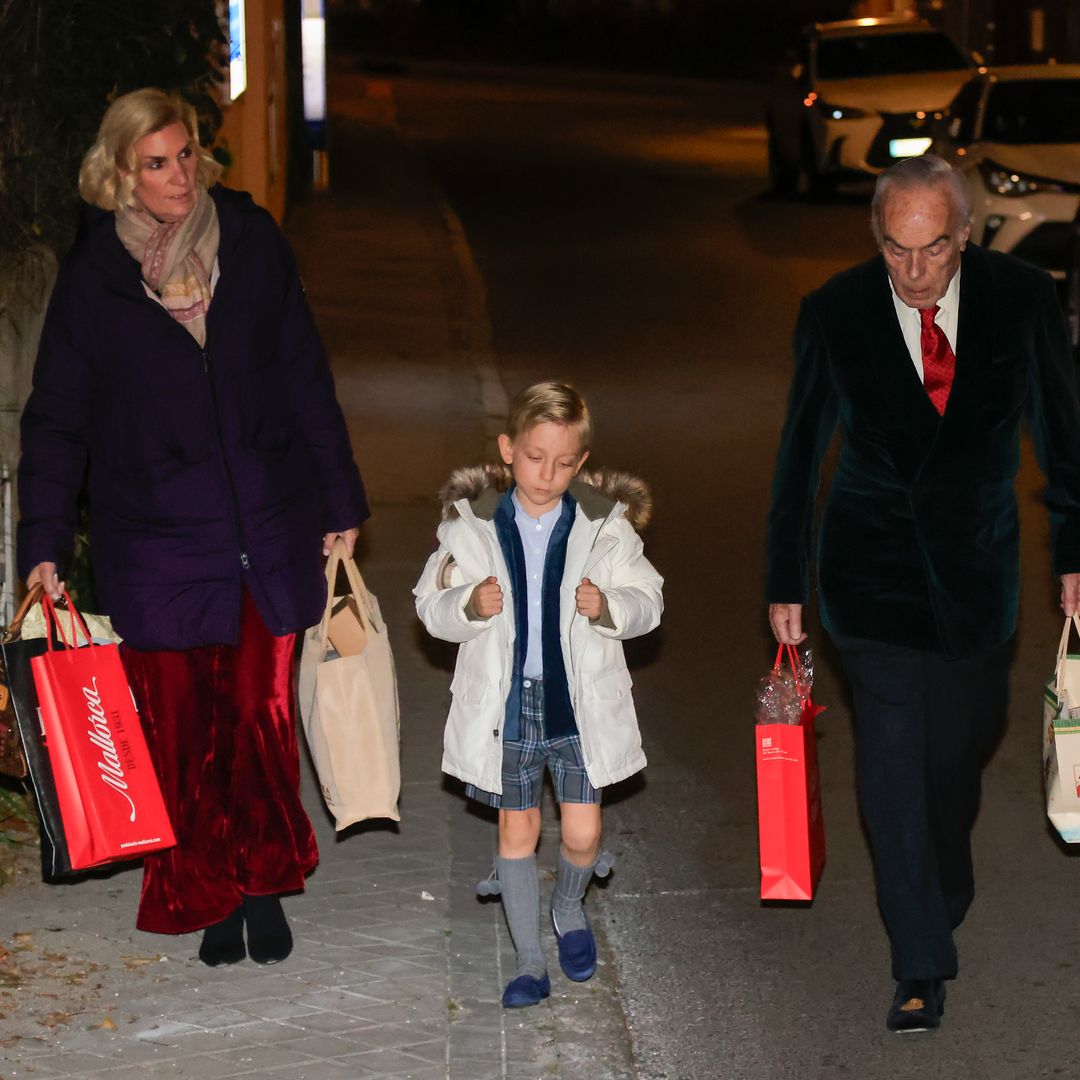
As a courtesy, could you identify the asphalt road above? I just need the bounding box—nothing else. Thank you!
[380,62,1079,1079]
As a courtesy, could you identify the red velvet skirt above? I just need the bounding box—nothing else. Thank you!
[121,590,318,934]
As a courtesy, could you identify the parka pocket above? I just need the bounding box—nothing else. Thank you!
[590,667,633,701]
[450,672,496,705]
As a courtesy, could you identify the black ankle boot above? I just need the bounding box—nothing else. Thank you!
[243,894,293,965]
[198,906,245,967]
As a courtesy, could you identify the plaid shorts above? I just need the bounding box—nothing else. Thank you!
[466,678,600,810]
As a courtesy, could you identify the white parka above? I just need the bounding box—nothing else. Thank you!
[413,465,664,794]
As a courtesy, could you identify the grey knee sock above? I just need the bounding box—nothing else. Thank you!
[495,855,546,979]
[551,851,597,934]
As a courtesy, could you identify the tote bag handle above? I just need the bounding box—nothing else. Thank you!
[3,583,44,643]
[40,591,94,652]
[317,540,382,656]
[1054,613,1080,698]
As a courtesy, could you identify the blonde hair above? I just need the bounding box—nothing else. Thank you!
[78,88,222,211]
[506,381,592,454]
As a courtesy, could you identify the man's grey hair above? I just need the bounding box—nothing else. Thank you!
[870,155,972,246]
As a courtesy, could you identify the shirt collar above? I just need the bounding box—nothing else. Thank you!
[510,487,570,529]
[888,263,962,318]
[937,263,961,318]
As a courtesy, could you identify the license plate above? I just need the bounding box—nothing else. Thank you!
[889,137,932,159]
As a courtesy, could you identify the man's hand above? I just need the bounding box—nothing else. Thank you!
[576,577,605,620]
[471,577,504,619]
[323,527,360,558]
[769,602,807,645]
[27,561,64,602]
[1062,573,1080,617]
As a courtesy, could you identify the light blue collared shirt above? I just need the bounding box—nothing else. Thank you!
[512,490,562,678]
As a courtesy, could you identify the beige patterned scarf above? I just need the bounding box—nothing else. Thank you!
[115,188,220,347]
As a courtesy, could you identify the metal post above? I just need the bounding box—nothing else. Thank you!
[1,463,14,625]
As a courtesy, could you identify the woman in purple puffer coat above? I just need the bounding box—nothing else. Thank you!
[17,88,369,967]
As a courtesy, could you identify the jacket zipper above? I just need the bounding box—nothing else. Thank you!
[570,515,620,702]
[202,349,251,572]
[459,504,513,754]
[131,289,251,570]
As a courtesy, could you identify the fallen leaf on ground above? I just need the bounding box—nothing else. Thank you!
[120,955,159,969]
[39,1011,72,1028]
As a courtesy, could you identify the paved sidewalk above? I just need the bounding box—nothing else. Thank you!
[0,69,637,1079]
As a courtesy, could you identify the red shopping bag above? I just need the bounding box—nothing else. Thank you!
[30,593,176,871]
[756,645,826,901]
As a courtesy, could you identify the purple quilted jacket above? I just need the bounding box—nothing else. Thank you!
[18,185,369,649]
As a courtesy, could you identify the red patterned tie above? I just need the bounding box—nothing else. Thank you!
[919,305,956,416]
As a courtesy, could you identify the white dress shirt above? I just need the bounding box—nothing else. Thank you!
[889,266,961,382]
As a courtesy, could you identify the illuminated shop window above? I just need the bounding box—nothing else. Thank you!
[229,0,248,101]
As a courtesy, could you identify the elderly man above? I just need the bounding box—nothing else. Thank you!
[766,155,1080,1033]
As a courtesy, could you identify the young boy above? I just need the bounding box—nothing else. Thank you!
[414,381,663,1007]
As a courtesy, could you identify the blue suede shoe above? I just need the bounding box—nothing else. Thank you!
[501,972,551,1008]
[551,908,597,982]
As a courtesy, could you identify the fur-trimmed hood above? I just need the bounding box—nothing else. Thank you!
[439,464,652,531]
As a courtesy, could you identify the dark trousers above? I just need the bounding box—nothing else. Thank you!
[121,590,318,934]
[834,634,1010,981]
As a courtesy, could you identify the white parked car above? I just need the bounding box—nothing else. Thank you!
[934,65,1080,278]
[767,17,973,196]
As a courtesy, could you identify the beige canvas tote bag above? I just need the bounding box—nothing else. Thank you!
[298,541,401,828]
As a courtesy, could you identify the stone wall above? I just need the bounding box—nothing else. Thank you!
[0,245,58,611]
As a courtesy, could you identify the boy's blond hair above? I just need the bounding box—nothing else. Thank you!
[505,381,592,454]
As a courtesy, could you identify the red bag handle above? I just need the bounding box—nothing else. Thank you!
[40,591,95,652]
[774,642,810,701]
[773,643,800,673]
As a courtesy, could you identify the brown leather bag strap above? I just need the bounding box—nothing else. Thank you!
[3,583,45,643]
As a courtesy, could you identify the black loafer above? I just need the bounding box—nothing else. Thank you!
[886,978,946,1033]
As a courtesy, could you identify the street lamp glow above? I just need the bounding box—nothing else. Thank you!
[302,8,326,124]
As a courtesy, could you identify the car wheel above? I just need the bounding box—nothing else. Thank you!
[799,125,834,199]
[767,121,798,196]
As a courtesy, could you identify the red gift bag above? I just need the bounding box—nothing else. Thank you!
[756,644,826,901]
[30,593,176,871]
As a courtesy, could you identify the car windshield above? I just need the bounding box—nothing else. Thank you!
[982,80,1080,144]
[816,32,967,80]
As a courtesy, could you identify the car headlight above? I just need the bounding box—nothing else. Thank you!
[979,160,1072,197]
[818,101,868,121]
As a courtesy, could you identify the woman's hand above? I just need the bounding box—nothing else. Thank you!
[322,527,360,558]
[27,562,64,601]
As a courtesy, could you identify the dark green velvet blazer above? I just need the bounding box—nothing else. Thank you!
[766,243,1080,658]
